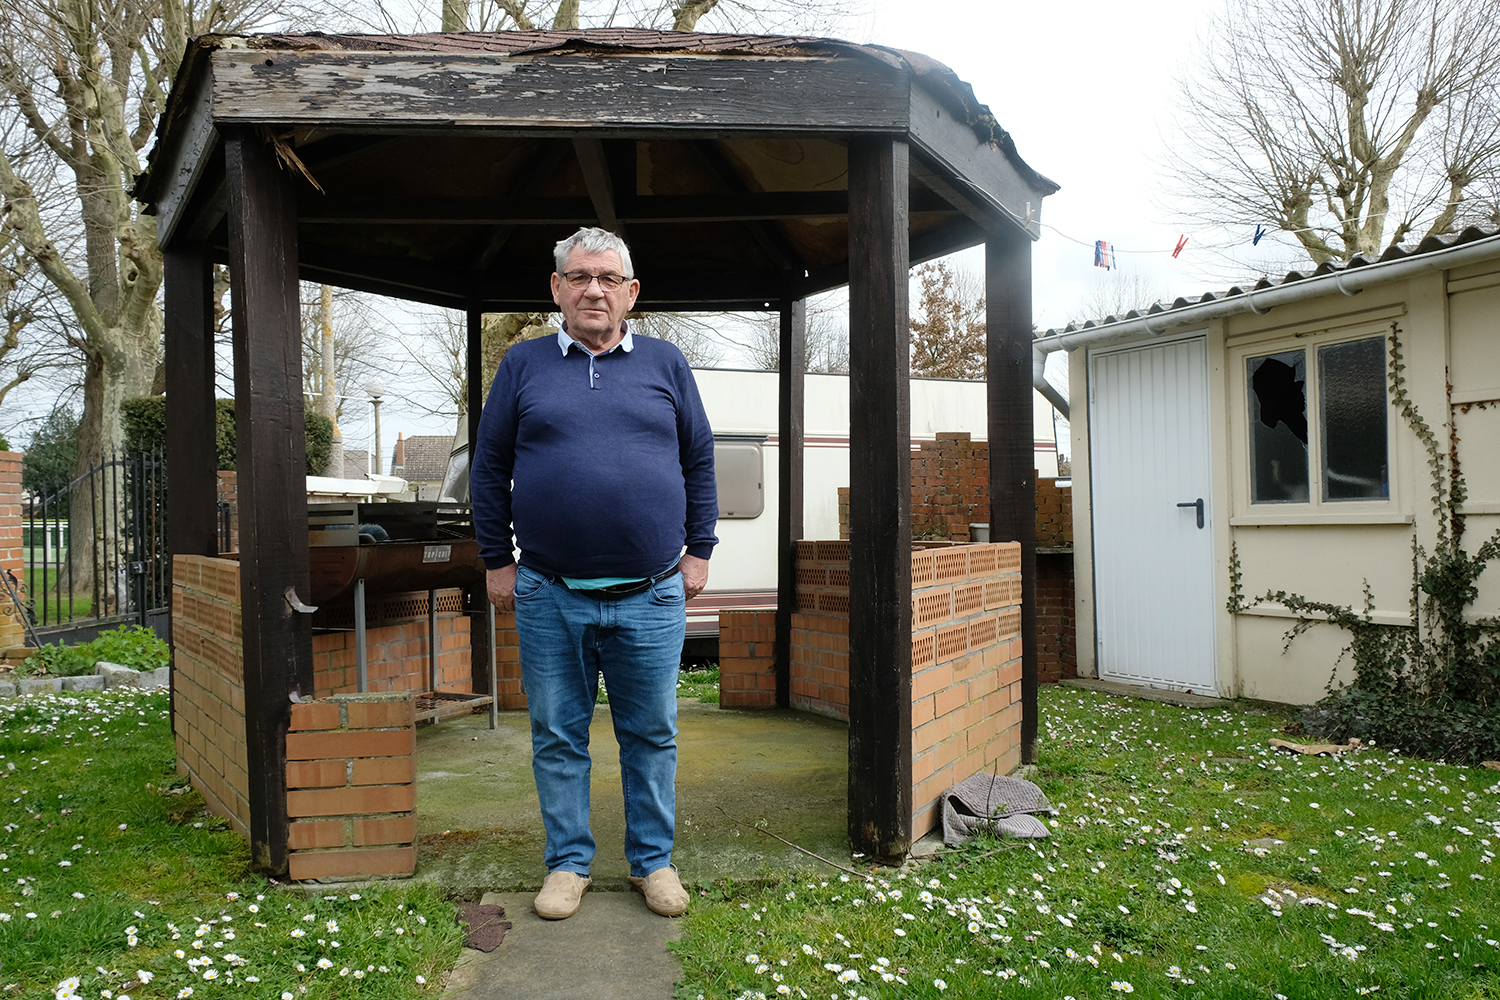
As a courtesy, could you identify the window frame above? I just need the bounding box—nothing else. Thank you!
[1229,322,1406,525]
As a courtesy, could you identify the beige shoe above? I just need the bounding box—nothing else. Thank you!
[534,870,591,920]
[629,865,689,917]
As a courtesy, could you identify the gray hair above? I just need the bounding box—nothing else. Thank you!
[553,227,635,278]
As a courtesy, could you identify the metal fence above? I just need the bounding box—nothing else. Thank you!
[23,449,169,645]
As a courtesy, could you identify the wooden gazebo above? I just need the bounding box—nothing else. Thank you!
[139,29,1057,871]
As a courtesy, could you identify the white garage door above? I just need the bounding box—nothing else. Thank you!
[1088,336,1217,694]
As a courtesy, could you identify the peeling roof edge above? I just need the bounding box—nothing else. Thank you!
[138,28,1058,203]
[1036,225,1500,350]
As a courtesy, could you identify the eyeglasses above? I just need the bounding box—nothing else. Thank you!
[560,270,629,291]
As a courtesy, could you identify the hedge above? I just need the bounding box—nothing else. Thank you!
[122,396,334,475]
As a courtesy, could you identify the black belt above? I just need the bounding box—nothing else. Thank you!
[540,566,678,600]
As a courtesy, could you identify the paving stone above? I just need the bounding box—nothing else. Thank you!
[62,674,106,692]
[444,892,682,1000]
[0,680,15,698]
[143,666,170,688]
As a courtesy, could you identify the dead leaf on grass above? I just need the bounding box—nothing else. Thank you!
[1269,738,1362,756]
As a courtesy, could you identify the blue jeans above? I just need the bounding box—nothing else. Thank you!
[512,564,685,878]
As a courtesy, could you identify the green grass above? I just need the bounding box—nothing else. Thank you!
[22,565,94,624]
[0,689,463,998]
[671,685,1500,999]
[677,666,721,704]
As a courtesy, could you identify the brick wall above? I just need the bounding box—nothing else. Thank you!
[1036,554,1076,684]
[171,554,250,838]
[309,591,473,698]
[286,691,417,881]
[718,539,1024,841]
[0,452,27,654]
[1035,477,1073,548]
[216,472,238,553]
[718,610,776,708]
[909,542,1023,838]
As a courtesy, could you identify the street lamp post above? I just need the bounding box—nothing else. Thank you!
[367,382,386,476]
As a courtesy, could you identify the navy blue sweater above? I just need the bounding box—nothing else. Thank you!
[470,331,718,577]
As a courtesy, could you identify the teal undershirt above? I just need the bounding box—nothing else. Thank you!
[561,575,648,590]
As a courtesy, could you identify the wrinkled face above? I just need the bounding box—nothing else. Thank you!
[550,248,641,344]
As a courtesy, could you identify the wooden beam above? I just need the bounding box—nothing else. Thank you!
[908,84,1055,241]
[572,137,623,236]
[985,229,1038,765]
[164,243,218,561]
[688,141,806,272]
[300,190,954,226]
[149,68,221,250]
[226,127,315,876]
[775,297,806,710]
[210,51,910,132]
[476,139,574,272]
[846,135,912,861]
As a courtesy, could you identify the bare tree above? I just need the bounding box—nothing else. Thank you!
[734,298,849,374]
[1074,271,1169,326]
[627,313,724,368]
[298,283,399,424]
[909,260,984,379]
[1171,0,1500,264]
[421,0,862,34]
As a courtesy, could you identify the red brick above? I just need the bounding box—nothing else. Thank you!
[353,815,417,846]
[288,846,415,881]
[285,730,414,760]
[289,702,340,732]
[286,759,348,788]
[351,757,416,786]
[346,700,415,730]
[287,784,415,817]
[288,820,346,849]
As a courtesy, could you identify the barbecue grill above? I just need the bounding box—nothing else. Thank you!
[308,501,496,726]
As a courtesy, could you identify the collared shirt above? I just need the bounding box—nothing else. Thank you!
[556,324,634,390]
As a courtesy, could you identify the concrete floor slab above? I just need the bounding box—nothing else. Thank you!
[442,891,682,1000]
[413,701,851,897]
[1062,677,1229,709]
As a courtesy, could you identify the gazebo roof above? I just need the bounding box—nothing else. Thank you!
[138,29,1058,312]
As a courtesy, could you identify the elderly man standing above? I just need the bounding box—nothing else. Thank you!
[471,227,717,920]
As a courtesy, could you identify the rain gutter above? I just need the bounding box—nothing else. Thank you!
[1028,231,1500,419]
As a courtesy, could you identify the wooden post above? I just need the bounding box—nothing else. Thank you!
[846,136,912,860]
[985,228,1039,764]
[466,302,493,695]
[775,297,806,710]
[226,128,315,875]
[164,243,218,559]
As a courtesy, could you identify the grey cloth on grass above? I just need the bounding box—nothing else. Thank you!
[941,773,1056,845]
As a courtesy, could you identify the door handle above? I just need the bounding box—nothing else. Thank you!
[1176,498,1205,529]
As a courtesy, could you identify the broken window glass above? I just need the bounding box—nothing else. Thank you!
[1319,336,1389,501]
[1248,350,1310,503]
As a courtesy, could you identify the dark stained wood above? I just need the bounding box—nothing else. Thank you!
[149,68,220,249]
[466,302,491,695]
[300,190,954,226]
[476,140,573,272]
[164,243,218,560]
[226,128,315,875]
[985,229,1039,765]
[210,51,910,131]
[775,297,806,710]
[684,141,804,271]
[908,85,1057,240]
[572,137,623,236]
[846,135,912,861]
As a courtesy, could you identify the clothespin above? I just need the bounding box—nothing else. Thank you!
[1253,224,1267,246]
[1172,235,1189,259]
[1094,240,1114,269]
